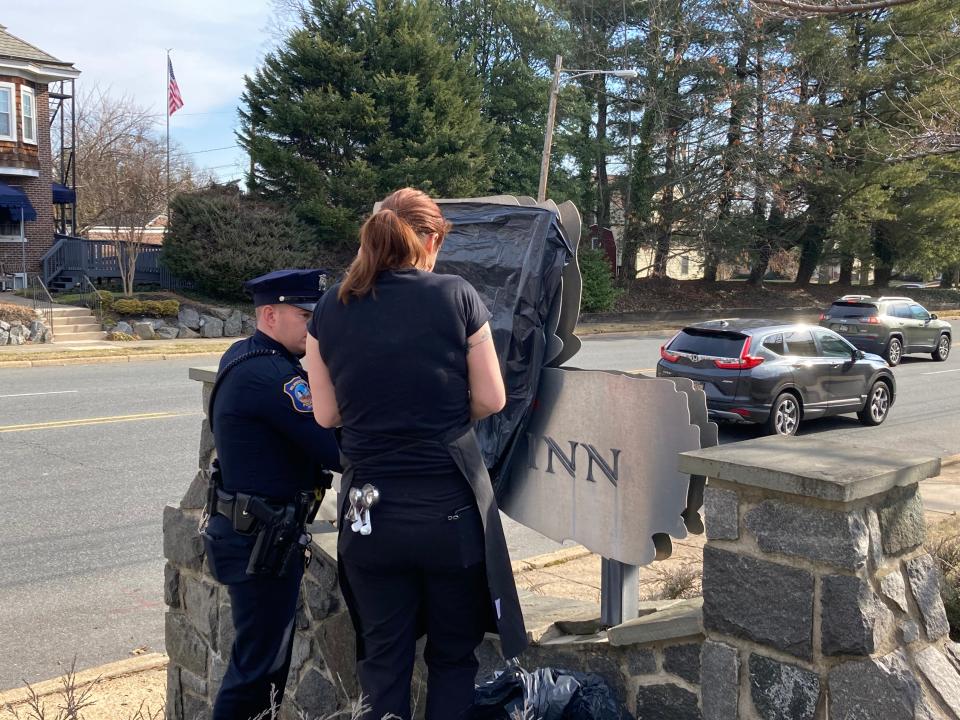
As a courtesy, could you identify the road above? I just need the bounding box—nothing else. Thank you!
[0,334,957,689]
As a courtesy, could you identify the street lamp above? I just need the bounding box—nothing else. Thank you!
[537,55,640,202]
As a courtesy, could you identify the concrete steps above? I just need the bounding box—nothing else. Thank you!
[47,306,107,342]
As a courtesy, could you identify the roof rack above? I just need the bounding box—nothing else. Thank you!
[877,296,913,302]
[835,294,873,302]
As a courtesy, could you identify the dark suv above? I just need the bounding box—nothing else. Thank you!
[656,320,896,436]
[819,296,951,366]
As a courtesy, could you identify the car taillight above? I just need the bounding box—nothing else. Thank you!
[660,345,680,363]
[864,316,879,324]
[714,336,764,370]
[819,312,827,321]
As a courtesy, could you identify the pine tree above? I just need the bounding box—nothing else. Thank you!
[239,0,495,248]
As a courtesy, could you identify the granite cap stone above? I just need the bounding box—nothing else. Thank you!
[679,436,940,503]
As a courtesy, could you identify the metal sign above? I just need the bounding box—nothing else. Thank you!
[502,367,711,567]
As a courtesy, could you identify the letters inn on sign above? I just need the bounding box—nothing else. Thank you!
[503,367,717,567]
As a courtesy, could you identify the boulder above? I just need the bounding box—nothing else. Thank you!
[178,326,200,339]
[0,329,8,345]
[134,322,156,340]
[41,328,53,343]
[178,306,201,330]
[8,325,26,345]
[29,320,45,342]
[114,321,134,335]
[241,314,256,336]
[151,319,168,330]
[223,310,242,337]
[207,306,233,321]
[0,319,10,331]
[200,315,224,338]
[156,326,180,340]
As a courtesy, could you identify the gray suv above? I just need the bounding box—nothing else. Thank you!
[818,296,951,366]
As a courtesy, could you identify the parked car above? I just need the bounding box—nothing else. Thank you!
[656,320,896,436]
[818,296,951,366]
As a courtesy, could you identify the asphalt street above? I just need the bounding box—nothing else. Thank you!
[0,333,957,689]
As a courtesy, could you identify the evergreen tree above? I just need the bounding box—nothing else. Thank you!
[239,0,495,248]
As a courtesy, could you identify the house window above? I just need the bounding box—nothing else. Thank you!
[0,82,15,141]
[21,87,36,145]
[680,255,690,277]
[0,209,24,242]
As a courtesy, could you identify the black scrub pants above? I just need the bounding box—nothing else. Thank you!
[211,554,304,720]
[340,503,489,720]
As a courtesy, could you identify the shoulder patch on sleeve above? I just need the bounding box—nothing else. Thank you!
[283,376,313,413]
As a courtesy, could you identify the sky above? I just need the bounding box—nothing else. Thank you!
[2,1,283,185]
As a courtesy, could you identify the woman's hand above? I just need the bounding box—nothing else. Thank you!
[466,322,506,420]
[304,333,342,428]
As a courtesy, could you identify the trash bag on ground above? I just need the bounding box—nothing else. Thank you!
[468,666,629,720]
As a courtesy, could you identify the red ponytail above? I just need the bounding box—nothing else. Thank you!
[338,188,450,303]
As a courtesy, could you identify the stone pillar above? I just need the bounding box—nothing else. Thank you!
[681,435,960,720]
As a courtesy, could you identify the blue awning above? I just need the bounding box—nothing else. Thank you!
[0,181,37,221]
[52,182,76,205]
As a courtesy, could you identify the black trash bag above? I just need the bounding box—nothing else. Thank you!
[469,666,628,720]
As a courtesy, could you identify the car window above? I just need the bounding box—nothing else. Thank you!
[784,330,819,357]
[761,333,784,356]
[888,303,911,319]
[909,304,930,321]
[669,329,746,358]
[816,330,853,358]
[829,302,878,318]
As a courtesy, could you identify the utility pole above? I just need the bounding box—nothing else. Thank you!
[537,55,563,203]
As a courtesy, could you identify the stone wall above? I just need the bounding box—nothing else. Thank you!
[165,370,960,719]
[163,369,705,720]
[681,436,960,720]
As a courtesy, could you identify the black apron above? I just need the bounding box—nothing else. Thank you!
[336,424,528,661]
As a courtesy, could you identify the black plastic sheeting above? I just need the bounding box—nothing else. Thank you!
[468,666,629,720]
[434,202,575,502]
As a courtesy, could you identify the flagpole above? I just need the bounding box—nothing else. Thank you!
[165,49,171,216]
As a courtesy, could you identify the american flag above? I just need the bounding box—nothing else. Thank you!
[168,57,184,116]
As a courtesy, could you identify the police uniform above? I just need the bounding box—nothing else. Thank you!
[202,269,341,720]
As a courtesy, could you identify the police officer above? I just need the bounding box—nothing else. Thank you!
[201,269,341,720]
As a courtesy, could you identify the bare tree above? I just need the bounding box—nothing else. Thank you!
[73,88,207,295]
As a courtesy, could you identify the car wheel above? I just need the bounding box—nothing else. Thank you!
[932,334,950,362]
[884,337,902,366]
[858,381,891,426]
[766,393,801,436]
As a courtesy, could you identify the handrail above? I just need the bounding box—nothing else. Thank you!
[30,275,55,339]
[79,274,105,326]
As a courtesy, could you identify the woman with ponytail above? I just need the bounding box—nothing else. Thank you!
[303,188,527,720]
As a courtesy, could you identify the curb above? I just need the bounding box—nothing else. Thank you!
[512,545,592,574]
[0,653,168,707]
[942,453,960,468]
[0,351,225,368]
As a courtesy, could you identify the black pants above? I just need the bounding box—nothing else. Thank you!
[205,515,304,720]
[340,503,489,720]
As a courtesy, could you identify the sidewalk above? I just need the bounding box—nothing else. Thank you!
[3,457,957,718]
[0,337,236,367]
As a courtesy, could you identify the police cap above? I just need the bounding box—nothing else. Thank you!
[243,269,329,311]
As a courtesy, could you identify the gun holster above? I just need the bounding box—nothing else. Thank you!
[244,492,314,577]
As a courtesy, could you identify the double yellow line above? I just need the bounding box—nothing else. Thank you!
[0,411,192,434]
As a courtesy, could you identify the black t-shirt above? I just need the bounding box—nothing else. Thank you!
[309,269,492,493]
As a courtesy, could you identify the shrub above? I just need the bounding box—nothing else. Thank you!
[159,299,180,317]
[162,185,340,301]
[926,515,960,639]
[112,298,143,315]
[0,303,36,325]
[107,330,137,341]
[97,289,114,309]
[140,300,164,317]
[578,245,622,313]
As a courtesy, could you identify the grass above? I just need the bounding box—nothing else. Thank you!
[0,340,234,363]
[926,514,960,640]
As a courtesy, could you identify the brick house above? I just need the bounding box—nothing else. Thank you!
[0,24,78,286]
